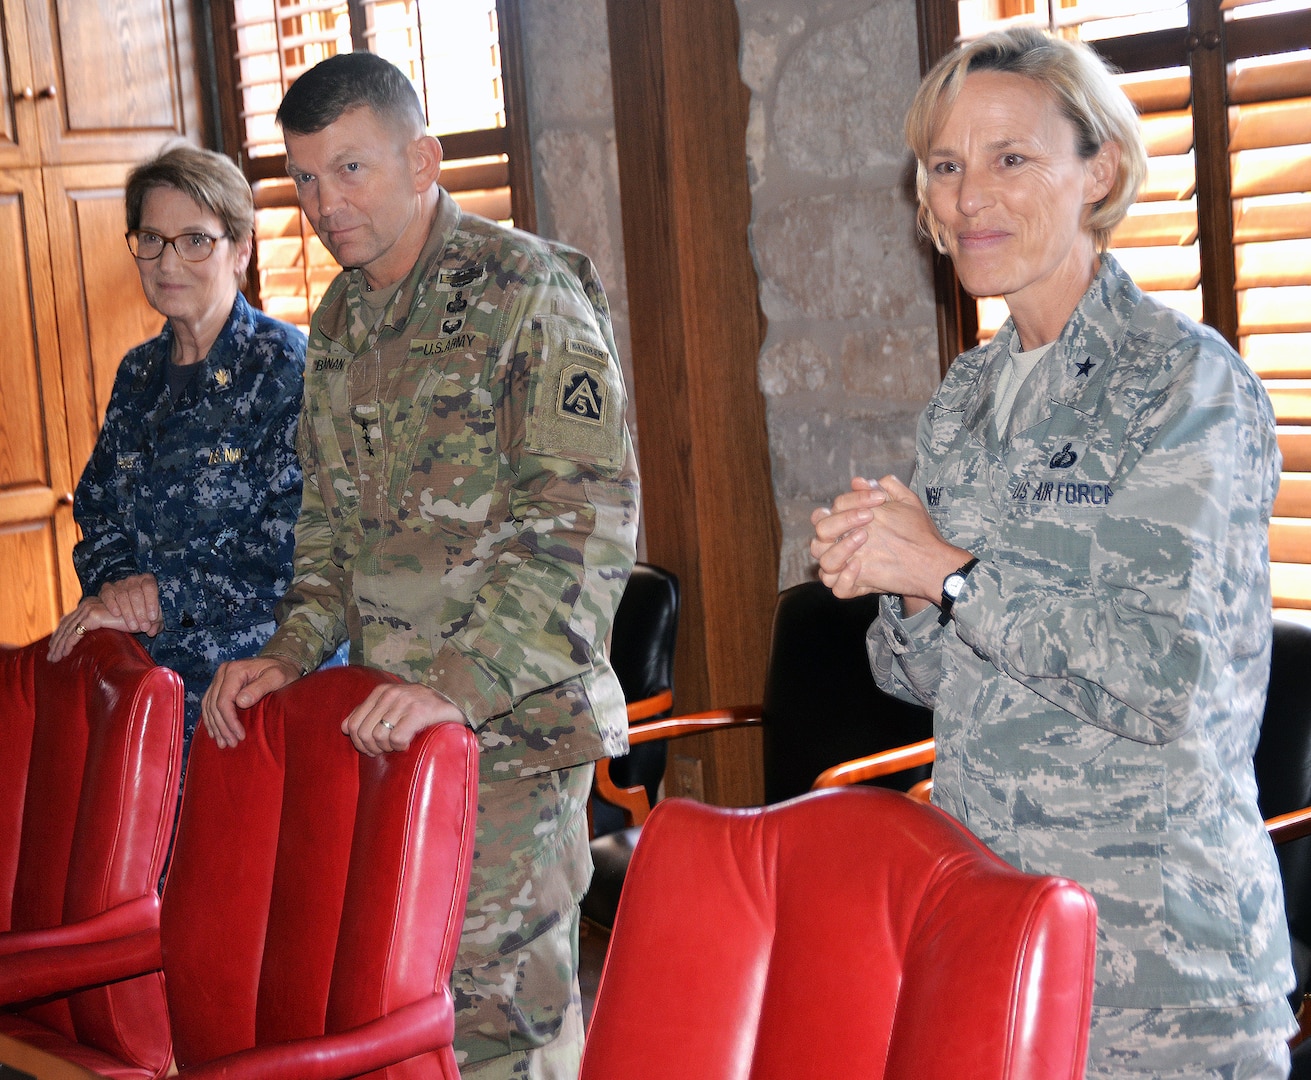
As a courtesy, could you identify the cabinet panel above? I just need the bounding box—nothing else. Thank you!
[0,0,40,168]
[21,0,202,165]
[0,0,203,642]
[45,162,161,476]
[0,519,63,646]
[0,166,79,641]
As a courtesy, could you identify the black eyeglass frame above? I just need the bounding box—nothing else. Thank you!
[125,230,230,263]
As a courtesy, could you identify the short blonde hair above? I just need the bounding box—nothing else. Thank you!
[905,26,1147,253]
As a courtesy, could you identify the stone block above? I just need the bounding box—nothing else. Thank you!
[774,0,920,178]
[759,336,833,396]
[840,325,940,403]
[754,189,929,320]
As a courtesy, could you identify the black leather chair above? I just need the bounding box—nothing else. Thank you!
[584,564,680,928]
[1255,617,1311,1050]
[592,563,680,838]
[761,582,933,803]
[583,579,934,928]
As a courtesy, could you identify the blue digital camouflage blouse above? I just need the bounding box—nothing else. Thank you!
[73,292,306,751]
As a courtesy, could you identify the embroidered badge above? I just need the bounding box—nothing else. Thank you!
[208,445,245,465]
[1011,480,1113,505]
[412,334,475,356]
[440,267,484,289]
[442,317,464,335]
[558,364,606,425]
[1048,441,1079,468]
[445,291,468,315]
[566,338,609,364]
[1074,357,1096,378]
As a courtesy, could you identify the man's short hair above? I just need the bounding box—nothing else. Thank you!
[276,52,426,139]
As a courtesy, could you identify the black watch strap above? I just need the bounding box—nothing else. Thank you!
[938,557,979,626]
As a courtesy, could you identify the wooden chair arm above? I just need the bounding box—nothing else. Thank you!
[625,704,762,746]
[595,704,763,829]
[1267,806,1311,845]
[810,738,937,792]
[624,690,674,723]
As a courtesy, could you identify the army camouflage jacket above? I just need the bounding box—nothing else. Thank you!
[73,293,305,643]
[261,190,640,782]
[871,255,1293,1011]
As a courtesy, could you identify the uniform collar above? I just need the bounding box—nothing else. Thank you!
[314,188,463,345]
[958,254,1135,443]
[134,293,251,398]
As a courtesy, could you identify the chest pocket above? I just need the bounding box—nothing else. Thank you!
[113,452,143,516]
[304,360,362,527]
[193,444,249,509]
[392,351,498,535]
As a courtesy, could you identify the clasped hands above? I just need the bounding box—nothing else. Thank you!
[48,572,164,663]
[810,475,972,617]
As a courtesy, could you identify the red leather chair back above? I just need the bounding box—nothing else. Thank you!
[0,630,183,1074]
[581,788,1097,1080]
[160,666,478,1078]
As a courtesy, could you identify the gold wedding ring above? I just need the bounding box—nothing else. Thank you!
[75,623,86,636]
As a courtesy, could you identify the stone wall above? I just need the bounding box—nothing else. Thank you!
[518,0,634,449]
[737,0,941,587]
[518,0,941,587]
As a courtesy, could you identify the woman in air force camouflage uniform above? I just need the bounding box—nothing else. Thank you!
[48,145,307,760]
[812,27,1296,1080]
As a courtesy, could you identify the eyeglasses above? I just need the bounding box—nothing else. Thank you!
[125,230,228,263]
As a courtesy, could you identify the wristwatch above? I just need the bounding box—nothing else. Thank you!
[938,557,979,626]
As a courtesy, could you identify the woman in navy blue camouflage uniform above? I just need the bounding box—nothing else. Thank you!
[48,144,306,759]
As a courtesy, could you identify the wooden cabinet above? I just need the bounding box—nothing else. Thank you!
[0,0,202,645]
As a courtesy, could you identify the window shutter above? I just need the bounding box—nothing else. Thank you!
[222,0,531,331]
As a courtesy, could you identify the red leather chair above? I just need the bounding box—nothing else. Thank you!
[581,788,1097,1080]
[4,664,479,1078]
[159,665,479,1079]
[0,630,184,1078]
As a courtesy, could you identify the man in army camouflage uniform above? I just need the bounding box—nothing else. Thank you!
[201,52,639,1078]
[813,28,1295,1079]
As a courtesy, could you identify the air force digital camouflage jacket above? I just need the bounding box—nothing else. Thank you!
[871,255,1294,1012]
[73,293,306,742]
[260,190,640,783]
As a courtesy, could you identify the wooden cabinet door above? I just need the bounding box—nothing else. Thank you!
[45,162,163,479]
[0,0,41,169]
[21,0,202,166]
[0,166,79,644]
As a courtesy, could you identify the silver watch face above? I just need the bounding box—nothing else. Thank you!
[943,572,967,600]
